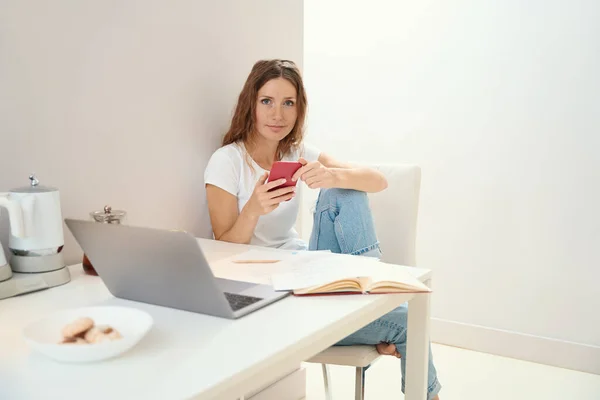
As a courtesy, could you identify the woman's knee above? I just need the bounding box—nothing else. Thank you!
[318,188,369,207]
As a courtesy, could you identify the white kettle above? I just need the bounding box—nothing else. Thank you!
[0,186,26,273]
[0,174,65,273]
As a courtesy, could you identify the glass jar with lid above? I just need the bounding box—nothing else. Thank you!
[82,205,127,276]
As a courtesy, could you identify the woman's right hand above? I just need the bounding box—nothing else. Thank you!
[243,172,296,218]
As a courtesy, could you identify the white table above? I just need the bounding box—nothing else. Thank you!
[0,239,432,400]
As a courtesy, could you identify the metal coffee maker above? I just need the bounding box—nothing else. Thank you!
[82,205,127,276]
[0,174,70,300]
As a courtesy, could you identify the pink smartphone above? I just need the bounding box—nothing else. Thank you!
[267,161,303,191]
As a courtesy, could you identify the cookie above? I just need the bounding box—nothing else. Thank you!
[104,327,122,341]
[83,327,103,343]
[84,326,122,344]
[60,337,87,345]
[61,317,94,339]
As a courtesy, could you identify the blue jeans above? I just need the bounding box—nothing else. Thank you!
[308,188,442,400]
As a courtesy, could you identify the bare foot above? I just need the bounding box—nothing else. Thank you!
[376,342,401,358]
[432,396,440,400]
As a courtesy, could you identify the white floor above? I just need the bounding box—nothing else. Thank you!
[303,343,600,399]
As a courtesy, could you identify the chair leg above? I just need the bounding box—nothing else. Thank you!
[354,367,365,400]
[321,364,333,400]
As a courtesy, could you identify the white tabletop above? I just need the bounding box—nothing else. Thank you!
[0,239,431,400]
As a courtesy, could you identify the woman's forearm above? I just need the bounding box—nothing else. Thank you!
[215,207,259,244]
[331,167,388,193]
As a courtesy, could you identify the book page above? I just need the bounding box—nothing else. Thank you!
[364,262,430,292]
[271,263,365,291]
[211,249,337,286]
[271,257,430,293]
[211,259,286,285]
[229,248,333,264]
[271,255,382,291]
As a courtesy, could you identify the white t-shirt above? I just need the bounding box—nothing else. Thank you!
[204,142,321,250]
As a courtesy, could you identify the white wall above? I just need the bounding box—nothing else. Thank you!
[304,0,600,373]
[0,0,303,265]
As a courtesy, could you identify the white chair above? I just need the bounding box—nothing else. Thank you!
[303,164,422,400]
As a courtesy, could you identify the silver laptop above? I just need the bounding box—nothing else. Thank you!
[64,219,289,319]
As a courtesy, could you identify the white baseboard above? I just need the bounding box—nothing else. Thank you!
[431,318,600,375]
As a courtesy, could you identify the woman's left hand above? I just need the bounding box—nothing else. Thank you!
[292,158,337,189]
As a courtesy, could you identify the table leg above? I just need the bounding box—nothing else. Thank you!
[322,364,333,400]
[404,288,431,400]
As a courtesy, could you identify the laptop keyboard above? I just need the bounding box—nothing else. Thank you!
[224,292,263,311]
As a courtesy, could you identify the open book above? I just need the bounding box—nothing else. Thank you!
[271,258,431,296]
[291,275,430,295]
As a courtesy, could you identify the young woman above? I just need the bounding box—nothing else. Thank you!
[204,59,441,399]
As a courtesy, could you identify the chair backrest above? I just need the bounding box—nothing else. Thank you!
[368,164,421,266]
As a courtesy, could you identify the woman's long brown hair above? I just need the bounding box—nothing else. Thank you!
[222,59,307,160]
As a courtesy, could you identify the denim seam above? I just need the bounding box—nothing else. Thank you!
[335,216,348,253]
[317,203,379,255]
[369,318,407,340]
[311,209,321,250]
[315,205,338,214]
[350,242,381,256]
[312,205,338,251]
[428,379,442,395]
[315,204,342,251]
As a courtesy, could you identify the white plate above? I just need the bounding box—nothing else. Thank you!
[23,306,153,363]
